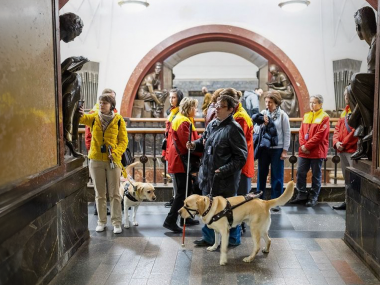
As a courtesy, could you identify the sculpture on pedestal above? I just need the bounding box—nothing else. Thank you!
[347,6,376,160]
[266,64,299,118]
[60,13,88,157]
[137,62,168,118]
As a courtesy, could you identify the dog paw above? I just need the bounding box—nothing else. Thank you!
[133,222,138,226]
[219,259,227,266]
[243,257,253,263]
[124,223,130,229]
[262,247,269,254]
[207,246,218,252]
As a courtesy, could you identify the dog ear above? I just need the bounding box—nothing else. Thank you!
[196,197,206,215]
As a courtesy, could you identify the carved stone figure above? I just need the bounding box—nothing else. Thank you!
[60,13,88,157]
[266,64,299,118]
[347,6,376,160]
[137,62,168,118]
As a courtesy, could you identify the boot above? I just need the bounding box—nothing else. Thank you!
[164,197,174,208]
[290,192,308,204]
[333,202,346,210]
[351,139,367,160]
[306,198,318,207]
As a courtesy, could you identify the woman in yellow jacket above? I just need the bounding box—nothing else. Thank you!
[79,93,128,234]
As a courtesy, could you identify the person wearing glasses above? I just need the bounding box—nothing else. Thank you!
[187,95,247,247]
[290,95,330,207]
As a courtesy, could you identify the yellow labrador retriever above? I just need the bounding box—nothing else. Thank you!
[179,181,294,265]
[119,162,156,229]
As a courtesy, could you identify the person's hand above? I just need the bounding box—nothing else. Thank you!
[280,150,287,160]
[301,145,310,154]
[78,106,84,117]
[186,141,195,150]
[263,115,269,126]
[336,142,344,151]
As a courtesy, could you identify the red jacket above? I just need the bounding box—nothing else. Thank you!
[333,105,358,153]
[162,107,179,160]
[167,113,201,173]
[234,103,254,178]
[84,103,118,150]
[299,109,330,159]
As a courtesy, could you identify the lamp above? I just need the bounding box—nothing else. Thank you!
[118,0,149,12]
[278,1,310,12]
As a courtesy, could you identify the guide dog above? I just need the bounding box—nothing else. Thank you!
[120,162,156,228]
[179,181,294,265]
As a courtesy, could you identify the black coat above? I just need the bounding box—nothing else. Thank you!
[252,113,278,159]
[194,115,248,198]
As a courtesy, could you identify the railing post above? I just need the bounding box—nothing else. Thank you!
[153,134,157,184]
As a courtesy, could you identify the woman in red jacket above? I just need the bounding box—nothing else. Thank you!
[332,88,358,210]
[163,97,201,232]
[162,89,183,207]
[291,94,330,207]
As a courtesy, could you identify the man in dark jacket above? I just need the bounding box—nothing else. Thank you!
[187,95,248,246]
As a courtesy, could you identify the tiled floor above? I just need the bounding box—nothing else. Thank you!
[48,203,380,285]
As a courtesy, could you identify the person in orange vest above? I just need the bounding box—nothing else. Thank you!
[332,88,358,210]
[291,95,330,207]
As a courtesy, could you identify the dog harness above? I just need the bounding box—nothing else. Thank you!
[124,180,139,202]
[208,192,262,227]
[183,195,214,220]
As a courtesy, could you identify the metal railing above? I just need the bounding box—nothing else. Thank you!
[78,117,342,186]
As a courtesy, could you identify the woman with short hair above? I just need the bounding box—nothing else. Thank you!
[253,90,290,211]
[79,94,128,234]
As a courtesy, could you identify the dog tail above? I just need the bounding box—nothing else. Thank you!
[267,181,295,208]
[125,162,141,184]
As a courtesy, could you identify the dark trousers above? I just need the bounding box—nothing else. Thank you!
[296,157,323,199]
[257,148,284,199]
[165,173,191,225]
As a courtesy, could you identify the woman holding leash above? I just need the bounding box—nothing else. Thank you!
[163,97,201,233]
[252,90,290,211]
[79,94,128,234]
[162,89,184,208]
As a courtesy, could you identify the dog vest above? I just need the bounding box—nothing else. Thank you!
[124,181,138,202]
[208,193,261,227]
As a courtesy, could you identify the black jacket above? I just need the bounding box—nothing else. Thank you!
[252,113,278,159]
[194,115,247,198]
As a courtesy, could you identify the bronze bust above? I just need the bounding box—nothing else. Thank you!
[347,6,376,160]
[137,62,168,118]
[60,13,88,157]
[266,64,299,118]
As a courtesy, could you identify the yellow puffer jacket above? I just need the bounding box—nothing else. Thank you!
[80,112,128,166]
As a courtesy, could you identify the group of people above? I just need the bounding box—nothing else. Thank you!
[81,83,354,238]
[162,85,355,246]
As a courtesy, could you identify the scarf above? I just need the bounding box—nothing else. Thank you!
[266,106,281,121]
[98,111,115,132]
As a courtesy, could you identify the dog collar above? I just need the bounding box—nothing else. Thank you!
[202,195,213,217]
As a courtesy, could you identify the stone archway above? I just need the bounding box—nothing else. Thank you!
[120,25,310,117]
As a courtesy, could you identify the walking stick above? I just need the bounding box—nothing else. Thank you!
[182,123,192,247]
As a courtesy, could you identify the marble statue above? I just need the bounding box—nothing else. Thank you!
[60,13,88,157]
[266,64,299,118]
[347,6,376,160]
[137,62,168,118]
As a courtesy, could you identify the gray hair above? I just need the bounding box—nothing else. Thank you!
[311,94,324,104]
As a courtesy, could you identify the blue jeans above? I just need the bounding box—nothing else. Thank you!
[257,148,284,199]
[296,157,323,199]
[201,189,241,246]
[237,173,251,196]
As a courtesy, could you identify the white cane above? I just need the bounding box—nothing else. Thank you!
[182,123,192,247]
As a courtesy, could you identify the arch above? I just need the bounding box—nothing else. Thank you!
[120,25,310,117]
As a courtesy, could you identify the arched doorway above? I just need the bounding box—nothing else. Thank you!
[120,25,310,117]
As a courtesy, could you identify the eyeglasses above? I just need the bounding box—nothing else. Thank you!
[215,103,228,109]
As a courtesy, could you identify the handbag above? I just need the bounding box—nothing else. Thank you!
[121,148,133,167]
[161,138,167,150]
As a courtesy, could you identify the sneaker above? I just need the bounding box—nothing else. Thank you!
[113,225,122,234]
[96,223,106,232]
